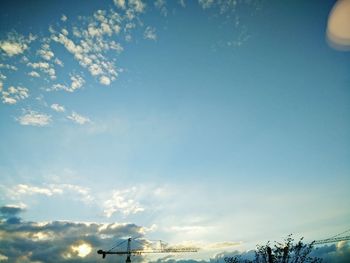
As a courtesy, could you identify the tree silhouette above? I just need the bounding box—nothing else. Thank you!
[224,235,322,263]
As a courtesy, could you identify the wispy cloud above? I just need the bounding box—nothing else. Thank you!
[155,0,168,16]
[51,74,85,92]
[144,26,157,40]
[17,110,51,126]
[51,103,65,112]
[198,0,214,9]
[67,111,91,124]
[7,183,94,204]
[0,63,18,71]
[103,188,145,217]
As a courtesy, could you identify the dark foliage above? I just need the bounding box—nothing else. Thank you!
[224,235,322,263]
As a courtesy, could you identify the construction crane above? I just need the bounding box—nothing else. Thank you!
[314,228,350,245]
[97,237,198,262]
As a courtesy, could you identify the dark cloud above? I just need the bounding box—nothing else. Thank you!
[311,243,350,263]
[0,205,24,217]
[0,209,146,263]
[0,205,24,226]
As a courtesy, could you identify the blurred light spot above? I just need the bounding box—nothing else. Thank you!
[327,0,350,50]
[71,242,92,257]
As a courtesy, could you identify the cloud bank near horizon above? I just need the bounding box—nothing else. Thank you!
[0,205,349,263]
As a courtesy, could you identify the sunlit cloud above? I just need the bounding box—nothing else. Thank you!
[129,0,146,13]
[1,86,29,104]
[28,71,40,78]
[70,241,92,258]
[103,188,145,217]
[27,61,56,80]
[61,14,68,22]
[114,0,126,9]
[67,111,91,125]
[7,183,94,204]
[17,110,51,126]
[37,43,55,61]
[0,206,145,262]
[0,254,8,262]
[51,103,65,112]
[50,74,84,92]
[0,32,36,57]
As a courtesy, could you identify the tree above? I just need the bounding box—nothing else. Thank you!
[224,235,322,263]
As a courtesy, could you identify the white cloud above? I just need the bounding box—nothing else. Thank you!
[51,75,84,92]
[155,0,168,16]
[37,43,55,60]
[54,58,64,67]
[1,86,29,104]
[61,28,69,36]
[114,0,126,9]
[101,23,113,36]
[51,83,69,91]
[89,64,103,76]
[0,32,35,56]
[51,103,65,112]
[51,21,120,83]
[8,183,94,204]
[17,110,51,127]
[28,71,40,77]
[103,188,144,217]
[0,63,18,70]
[198,0,214,9]
[27,61,50,69]
[61,14,68,22]
[67,111,91,125]
[0,41,27,56]
[129,0,146,13]
[110,41,124,53]
[15,184,60,196]
[70,75,84,91]
[38,44,55,60]
[0,254,8,261]
[27,61,56,80]
[144,26,157,40]
[99,76,111,85]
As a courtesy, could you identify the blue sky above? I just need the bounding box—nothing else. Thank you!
[0,0,350,262]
